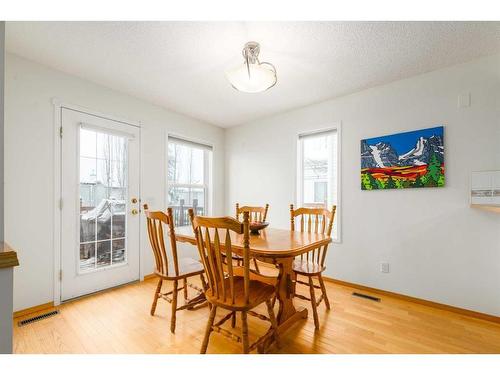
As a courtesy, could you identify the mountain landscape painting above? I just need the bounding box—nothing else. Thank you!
[361,126,444,190]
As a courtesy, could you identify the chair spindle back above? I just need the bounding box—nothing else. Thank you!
[290,204,337,266]
[235,203,269,223]
[189,210,251,305]
[144,204,180,277]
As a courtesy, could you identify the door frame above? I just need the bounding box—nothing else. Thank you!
[52,98,143,306]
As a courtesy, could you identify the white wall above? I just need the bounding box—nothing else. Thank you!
[5,53,225,311]
[226,54,500,316]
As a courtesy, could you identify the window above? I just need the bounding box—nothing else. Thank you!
[297,128,340,240]
[167,136,212,227]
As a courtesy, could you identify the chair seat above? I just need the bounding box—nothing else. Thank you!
[206,276,275,311]
[156,257,205,279]
[293,259,326,275]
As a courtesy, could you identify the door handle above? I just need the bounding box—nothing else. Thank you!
[131,208,139,215]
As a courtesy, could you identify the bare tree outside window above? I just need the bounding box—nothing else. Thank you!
[167,138,212,226]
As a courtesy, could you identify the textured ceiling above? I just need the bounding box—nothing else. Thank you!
[6,21,500,127]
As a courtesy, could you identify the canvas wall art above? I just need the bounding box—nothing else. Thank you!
[361,126,444,190]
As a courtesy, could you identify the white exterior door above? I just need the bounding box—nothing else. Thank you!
[60,108,140,301]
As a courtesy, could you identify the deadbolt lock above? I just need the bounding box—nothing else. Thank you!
[131,198,138,204]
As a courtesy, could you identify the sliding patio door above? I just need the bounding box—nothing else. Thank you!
[60,108,140,301]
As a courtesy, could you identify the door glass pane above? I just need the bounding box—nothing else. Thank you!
[110,160,127,190]
[97,240,111,268]
[80,129,97,158]
[168,186,205,227]
[80,214,96,243]
[79,243,96,271]
[79,127,128,272]
[109,188,126,200]
[111,200,126,238]
[96,159,110,189]
[80,157,97,185]
[96,200,112,240]
[112,239,126,264]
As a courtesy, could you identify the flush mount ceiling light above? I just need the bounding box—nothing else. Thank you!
[225,41,277,93]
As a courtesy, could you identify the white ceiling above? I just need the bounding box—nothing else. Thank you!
[6,21,500,127]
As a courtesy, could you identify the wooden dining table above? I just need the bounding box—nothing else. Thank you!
[175,226,331,347]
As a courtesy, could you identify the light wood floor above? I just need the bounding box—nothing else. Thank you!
[13,277,500,354]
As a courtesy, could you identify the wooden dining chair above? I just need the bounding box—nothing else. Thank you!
[189,209,280,354]
[289,204,337,330]
[144,204,207,333]
[233,203,270,273]
[236,203,269,223]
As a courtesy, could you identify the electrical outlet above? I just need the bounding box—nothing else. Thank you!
[380,262,390,273]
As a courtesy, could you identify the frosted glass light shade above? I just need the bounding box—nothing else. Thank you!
[225,62,277,93]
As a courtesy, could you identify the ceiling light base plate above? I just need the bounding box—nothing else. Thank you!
[243,41,260,64]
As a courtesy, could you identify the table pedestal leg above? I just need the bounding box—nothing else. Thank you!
[259,258,307,352]
[276,258,308,328]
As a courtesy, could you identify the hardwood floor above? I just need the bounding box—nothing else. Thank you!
[13,277,500,354]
